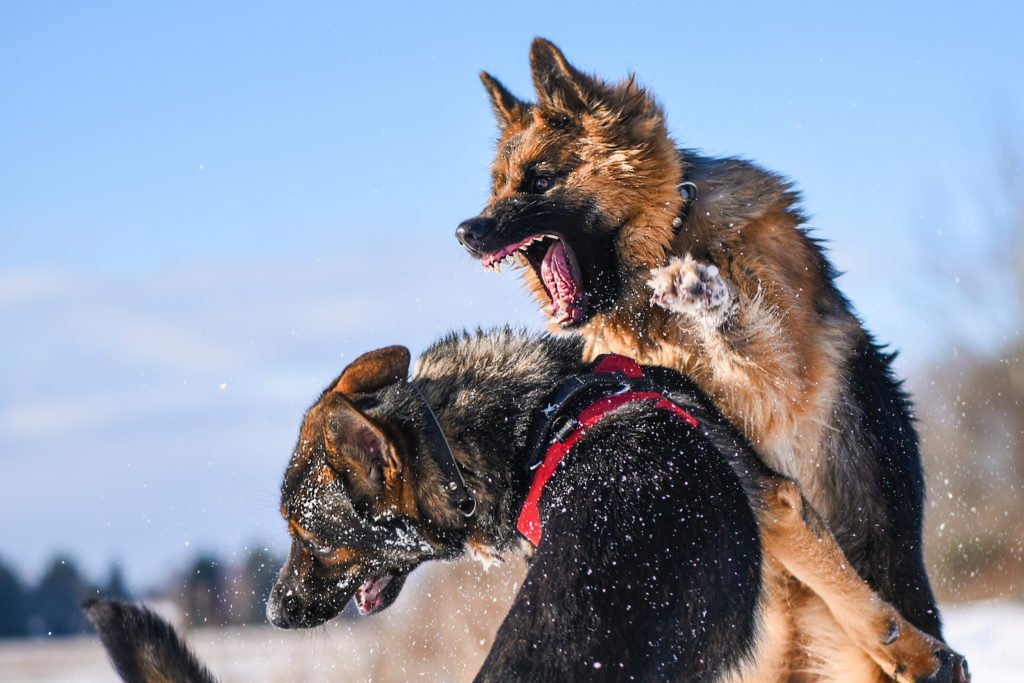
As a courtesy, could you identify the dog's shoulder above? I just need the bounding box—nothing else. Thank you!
[683,149,802,232]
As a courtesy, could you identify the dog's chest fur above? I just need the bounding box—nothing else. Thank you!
[579,299,849,521]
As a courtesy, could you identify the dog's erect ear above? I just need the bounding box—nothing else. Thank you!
[530,37,596,117]
[328,346,407,497]
[480,71,528,129]
[333,346,410,397]
[324,397,400,497]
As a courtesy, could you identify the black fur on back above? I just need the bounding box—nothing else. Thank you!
[350,328,765,681]
[83,599,218,683]
[825,333,941,635]
[474,362,763,681]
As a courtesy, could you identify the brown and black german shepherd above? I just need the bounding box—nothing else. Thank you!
[456,39,953,679]
[85,330,962,681]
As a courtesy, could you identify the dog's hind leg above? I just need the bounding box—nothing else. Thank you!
[756,479,969,683]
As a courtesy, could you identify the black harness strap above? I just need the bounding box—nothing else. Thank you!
[517,354,701,546]
[523,357,662,472]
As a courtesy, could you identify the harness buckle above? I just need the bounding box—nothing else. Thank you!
[550,415,579,444]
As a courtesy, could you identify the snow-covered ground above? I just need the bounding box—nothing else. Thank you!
[1,594,1020,682]
[941,601,1023,681]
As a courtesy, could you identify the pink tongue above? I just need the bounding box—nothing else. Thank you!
[540,240,578,308]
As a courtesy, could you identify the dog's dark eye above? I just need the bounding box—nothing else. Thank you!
[307,541,334,558]
[530,175,554,193]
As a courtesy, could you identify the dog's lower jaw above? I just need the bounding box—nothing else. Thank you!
[354,575,394,615]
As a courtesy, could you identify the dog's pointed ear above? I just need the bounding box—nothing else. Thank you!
[333,346,410,397]
[480,71,528,129]
[323,398,399,498]
[530,38,595,117]
[326,346,408,498]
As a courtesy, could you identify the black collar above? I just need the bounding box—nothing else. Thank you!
[410,384,477,518]
[673,180,698,234]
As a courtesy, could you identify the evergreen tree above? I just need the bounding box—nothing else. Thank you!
[180,554,227,627]
[243,546,278,624]
[0,557,29,638]
[31,556,92,636]
[102,563,132,601]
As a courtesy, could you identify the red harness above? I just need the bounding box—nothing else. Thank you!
[516,354,699,547]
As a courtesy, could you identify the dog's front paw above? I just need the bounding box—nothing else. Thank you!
[648,255,732,325]
[913,648,970,683]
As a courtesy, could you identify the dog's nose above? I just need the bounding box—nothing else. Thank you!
[455,216,496,252]
[266,601,291,629]
[266,588,300,629]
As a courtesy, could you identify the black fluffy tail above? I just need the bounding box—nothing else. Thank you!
[83,598,218,683]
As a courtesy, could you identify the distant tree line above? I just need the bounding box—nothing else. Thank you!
[0,555,129,638]
[0,545,280,640]
[916,137,1024,601]
[175,546,279,628]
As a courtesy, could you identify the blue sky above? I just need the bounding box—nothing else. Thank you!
[2,1,1022,588]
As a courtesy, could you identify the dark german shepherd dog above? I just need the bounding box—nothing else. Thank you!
[456,39,956,678]
[264,329,762,681]
[258,329,959,682]
[85,330,962,681]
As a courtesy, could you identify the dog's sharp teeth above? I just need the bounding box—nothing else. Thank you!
[520,236,546,253]
[550,301,571,324]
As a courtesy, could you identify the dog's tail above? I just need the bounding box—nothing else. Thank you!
[83,598,219,683]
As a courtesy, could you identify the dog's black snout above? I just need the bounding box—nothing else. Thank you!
[266,586,301,629]
[455,216,496,252]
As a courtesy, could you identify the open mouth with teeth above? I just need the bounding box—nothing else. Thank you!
[353,574,397,616]
[482,234,589,327]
